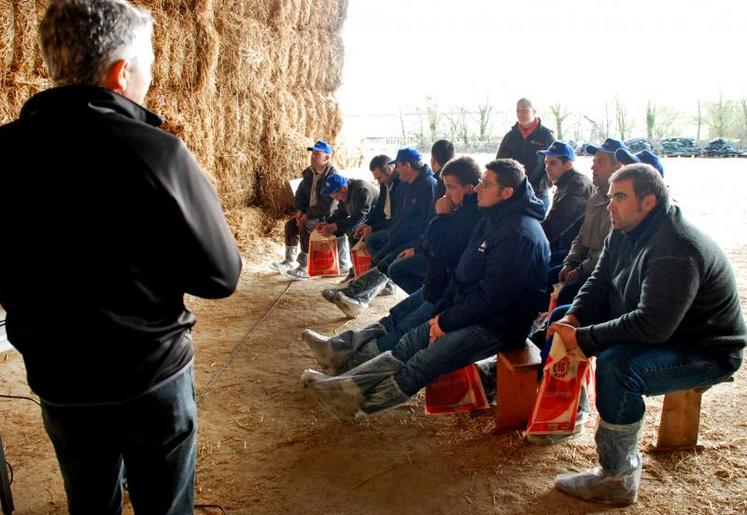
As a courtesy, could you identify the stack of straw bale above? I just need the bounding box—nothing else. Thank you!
[0,0,349,249]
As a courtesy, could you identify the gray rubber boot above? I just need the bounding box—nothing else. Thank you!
[302,324,386,374]
[301,351,404,422]
[554,419,643,505]
[270,245,299,271]
[285,252,309,280]
[337,340,383,374]
[359,376,410,415]
[336,235,352,275]
[334,269,389,318]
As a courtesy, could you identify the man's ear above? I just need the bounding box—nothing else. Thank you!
[642,193,657,213]
[101,59,128,95]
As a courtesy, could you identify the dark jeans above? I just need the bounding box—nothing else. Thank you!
[377,288,437,352]
[41,363,197,515]
[283,216,321,253]
[365,229,390,260]
[387,253,427,294]
[392,322,507,396]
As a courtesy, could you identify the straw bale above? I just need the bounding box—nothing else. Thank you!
[0,0,13,79]
[215,15,273,93]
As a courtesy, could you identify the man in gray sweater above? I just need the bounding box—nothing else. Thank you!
[549,164,745,505]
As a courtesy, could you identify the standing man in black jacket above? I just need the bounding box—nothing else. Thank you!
[497,98,555,214]
[272,140,338,278]
[0,1,241,513]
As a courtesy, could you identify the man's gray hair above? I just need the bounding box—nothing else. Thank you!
[610,164,669,204]
[39,0,153,87]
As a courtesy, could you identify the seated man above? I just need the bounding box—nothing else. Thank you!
[325,147,436,317]
[271,140,338,275]
[312,174,379,278]
[538,141,593,267]
[301,159,550,421]
[302,156,483,374]
[387,139,455,295]
[552,138,625,306]
[549,164,745,505]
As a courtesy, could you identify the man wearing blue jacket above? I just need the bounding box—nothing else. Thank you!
[330,147,437,317]
[302,159,550,421]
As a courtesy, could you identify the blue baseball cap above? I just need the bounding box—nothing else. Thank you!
[585,138,626,155]
[614,148,665,177]
[307,140,333,154]
[388,147,422,166]
[321,174,348,195]
[537,141,575,161]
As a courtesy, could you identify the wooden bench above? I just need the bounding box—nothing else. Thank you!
[494,340,541,433]
[649,378,734,452]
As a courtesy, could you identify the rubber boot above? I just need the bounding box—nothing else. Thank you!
[554,419,643,505]
[270,245,299,272]
[336,340,382,374]
[334,269,389,318]
[302,323,386,373]
[336,235,352,276]
[285,252,310,280]
[301,351,405,422]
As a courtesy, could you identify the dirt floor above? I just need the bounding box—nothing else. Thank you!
[1,157,747,514]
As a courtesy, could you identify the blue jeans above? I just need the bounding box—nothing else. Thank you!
[387,253,427,294]
[392,322,507,396]
[377,288,436,352]
[596,343,742,424]
[366,229,390,260]
[41,363,197,515]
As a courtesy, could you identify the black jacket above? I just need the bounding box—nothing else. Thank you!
[327,178,380,235]
[389,164,437,249]
[293,164,338,220]
[0,86,242,405]
[421,193,481,304]
[366,173,403,232]
[569,199,747,358]
[496,121,555,198]
[542,168,593,253]
[435,179,550,344]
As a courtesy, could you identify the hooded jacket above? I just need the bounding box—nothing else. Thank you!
[569,198,747,357]
[421,192,481,304]
[326,178,380,235]
[435,179,550,344]
[0,86,242,405]
[388,164,437,249]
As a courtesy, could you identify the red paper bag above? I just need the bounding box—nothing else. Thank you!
[308,231,339,277]
[351,239,372,277]
[425,364,489,415]
[526,334,589,435]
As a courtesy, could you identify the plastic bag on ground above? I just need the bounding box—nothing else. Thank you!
[351,239,372,277]
[308,231,340,277]
[425,364,490,415]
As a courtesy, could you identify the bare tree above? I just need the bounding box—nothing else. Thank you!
[425,96,440,143]
[474,100,493,142]
[705,93,736,138]
[614,97,632,141]
[652,106,682,140]
[445,106,470,146]
[645,102,656,141]
[398,106,407,142]
[549,104,571,141]
[695,100,703,141]
[740,98,747,143]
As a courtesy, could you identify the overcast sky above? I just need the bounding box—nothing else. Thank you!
[337,0,747,119]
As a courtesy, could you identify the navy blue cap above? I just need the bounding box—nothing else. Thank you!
[585,138,626,155]
[321,174,348,195]
[538,141,576,161]
[388,147,422,166]
[614,148,665,177]
[307,140,333,154]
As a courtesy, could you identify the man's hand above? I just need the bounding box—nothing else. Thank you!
[355,225,372,240]
[428,316,446,344]
[317,223,337,237]
[547,314,580,340]
[435,196,455,215]
[549,322,585,357]
[558,265,574,283]
[295,210,308,227]
[397,247,416,260]
[565,269,581,284]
